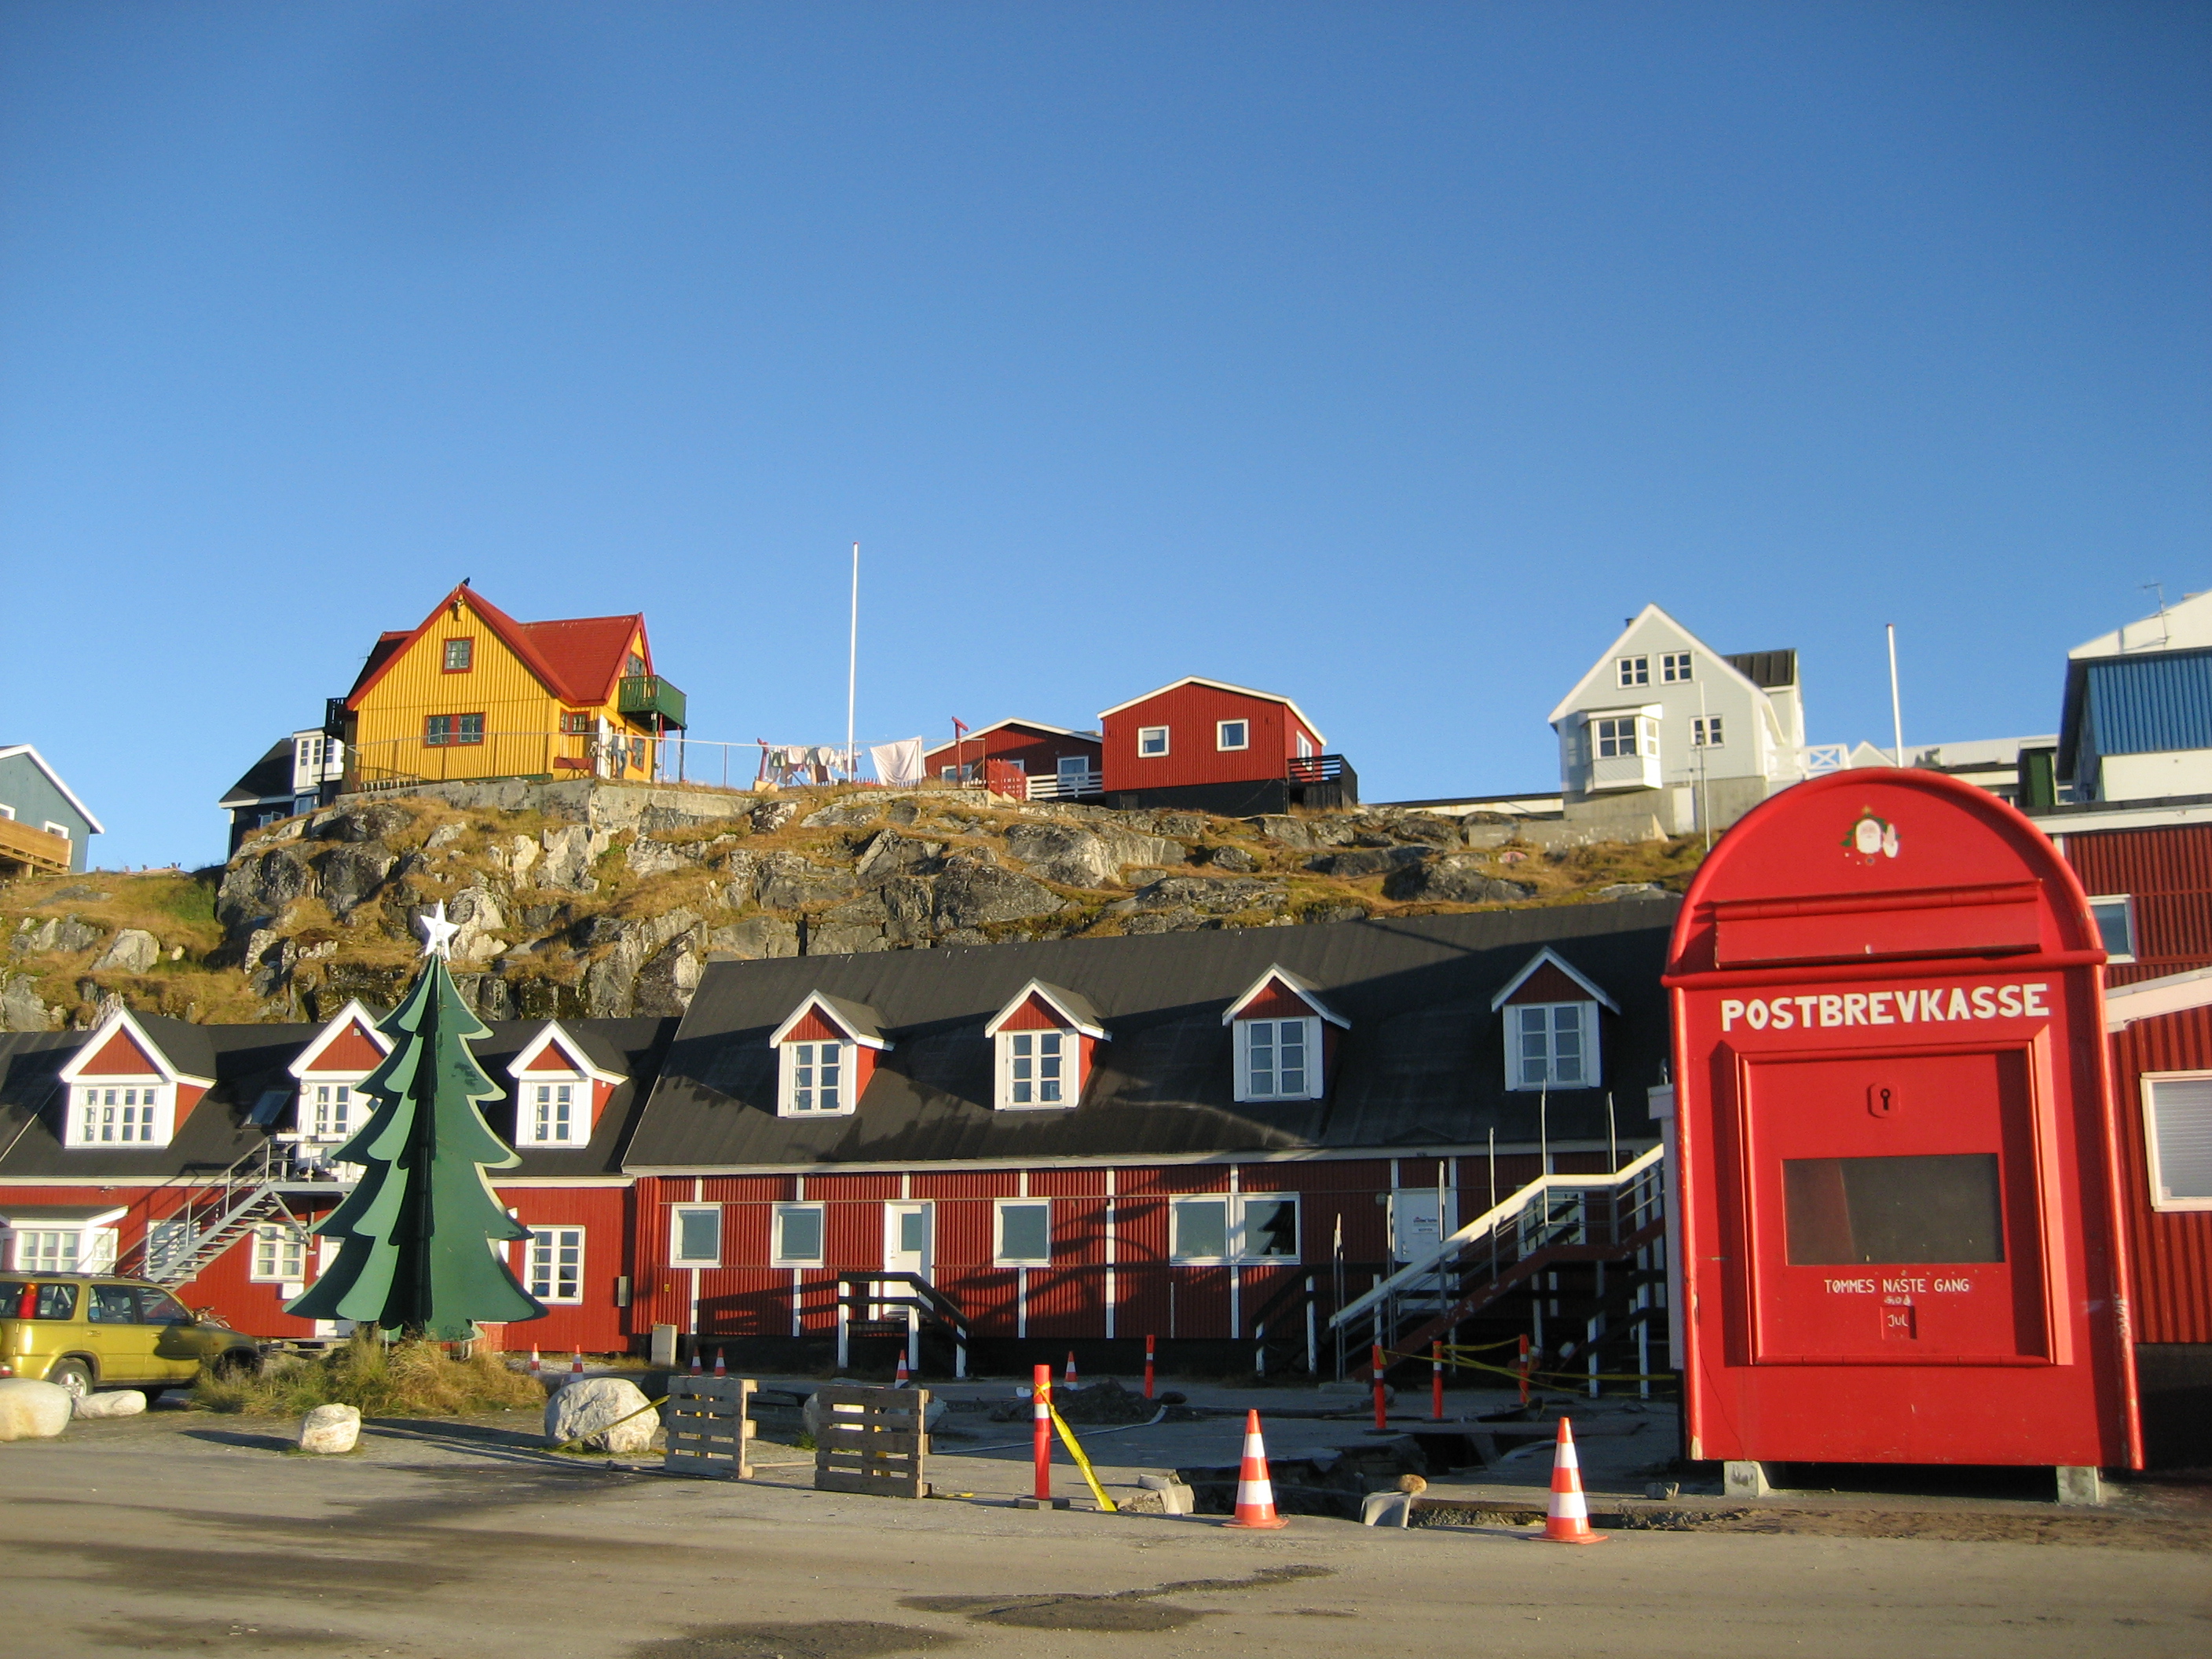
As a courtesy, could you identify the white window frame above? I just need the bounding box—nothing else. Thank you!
[2142,1072,2212,1212]
[994,1199,1053,1266]
[1691,714,1724,749]
[526,1079,582,1144]
[1617,655,1649,688]
[42,822,69,840]
[1168,1192,1301,1265]
[779,1040,855,1115]
[1592,715,1656,760]
[2089,895,2137,965]
[309,1081,356,1141]
[670,1203,723,1268]
[1661,651,1693,683]
[771,1202,826,1267]
[1234,1016,1322,1103]
[1137,725,1170,757]
[1216,719,1250,752]
[68,1083,174,1148]
[1507,1000,1599,1090]
[0,804,13,820]
[1295,731,1314,760]
[997,1028,1074,1109]
[526,1226,587,1303]
[13,1229,79,1272]
[249,1221,306,1284]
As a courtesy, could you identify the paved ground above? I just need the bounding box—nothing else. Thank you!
[2,1379,2207,1659]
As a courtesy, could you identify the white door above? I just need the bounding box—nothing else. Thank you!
[881,1203,933,1323]
[1390,1189,1455,1264]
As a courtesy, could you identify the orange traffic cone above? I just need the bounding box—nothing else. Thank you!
[528,1346,541,1376]
[689,1350,701,1375]
[713,1348,727,1378]
[1064,1351,1079,1391]
[894,1352,910,1388]
[569,1353,584,1379]
[1223,1409,1289,1529]
[1538,1418,1606,1544]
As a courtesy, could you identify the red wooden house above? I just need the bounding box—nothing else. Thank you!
[618,901,1675,1376]
[921,720,1103,800]
[1097,677,1355,815]
[0,1002,672,1371]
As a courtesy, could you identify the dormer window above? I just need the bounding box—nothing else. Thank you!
[769,992,888,1119]
[75,1085,167,1144]
[783,1042,848,1113]
[529,1082,580,1143]
[1224,965,1347,1105]
[1491,947,1618,1093]
[985,980,1107,1111]
[309,1083,354,1141]
[289,1001,394,1145]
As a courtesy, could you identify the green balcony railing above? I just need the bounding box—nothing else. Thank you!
[618,675,688,729]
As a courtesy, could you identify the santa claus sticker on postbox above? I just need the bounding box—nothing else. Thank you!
[1665,771,2141,1480]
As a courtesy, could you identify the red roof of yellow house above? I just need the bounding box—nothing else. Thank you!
[345,585,654,711]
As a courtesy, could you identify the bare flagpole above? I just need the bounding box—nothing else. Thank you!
[1888,622,1904,767]
[847,542,860,781]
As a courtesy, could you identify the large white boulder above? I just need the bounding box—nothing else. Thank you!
[0,1379,72,1441]
[545,1375,657,1453]
[71,1389,148,1420]
[298,1403,361,1455]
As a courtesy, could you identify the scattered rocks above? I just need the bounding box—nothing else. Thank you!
[545,1375,657,1453]
[424,822,468,851]
[70,1388,148,1420]
[0,972,53,1031]
[298,1402,362,1454]
[802,799,883,830]
[750,800,800,834]
[86,928,161,976]
[0,1379,71,1441]
[537,826,610,893]
[11,916,101,958]
[1597,882,1671,901]
[1204,844,1258,873]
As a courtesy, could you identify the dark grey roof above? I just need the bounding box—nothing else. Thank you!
[628,903,1679,1171]
[0,1016,678,1184]
[1724,649,1797,690]
[218,739,297,810]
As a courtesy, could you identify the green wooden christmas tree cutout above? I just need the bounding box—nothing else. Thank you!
[287,903,546,1341]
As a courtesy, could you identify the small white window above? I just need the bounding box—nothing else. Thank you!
[1617,655,1649,688]
[1661,651,1693,683]
[43,822,69,840]
[671,1204,723,1266]
[995,1199,1052,1265]
[531,1082,579,1143]
[1137,725,1170,757]
[1509,1002,1598,1090]
[1296,731,1314,760]
[74,1084,167,1146]
[311,1082,353,1140]
[1593,716,1654,759]
[0,804,13,820]
[2144,1076,2212,1210]
[999,1029,1071,1108]
[1216,720,1249,752]
[14,1229,79,1272]
[250,1222,306,1283]
[2089,895,2137,964]
[781,1041,852,1114]
[1692,715,1724,749]
[526,1227,586,1302]
[772,1203,825,1266]
[1236,1017,1319,1102]
[1169,1193,1300,1263]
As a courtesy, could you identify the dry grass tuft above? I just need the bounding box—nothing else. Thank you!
[192,1332,544,1417]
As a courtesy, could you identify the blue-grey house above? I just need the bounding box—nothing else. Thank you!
[0,745,103,876]
[2058,588,2212,805]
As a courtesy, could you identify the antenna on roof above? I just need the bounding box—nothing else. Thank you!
[847,542,860,782]
[1887,623,1905,767]
[2142,580,2169,646]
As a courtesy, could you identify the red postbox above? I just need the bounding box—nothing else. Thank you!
[1666,771,2141,1487]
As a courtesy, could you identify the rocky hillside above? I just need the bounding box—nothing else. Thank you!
[0,787,1704,1030]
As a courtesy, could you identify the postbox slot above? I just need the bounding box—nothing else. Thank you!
[1711,883,2043,968]
[1782,1154,2005,1265]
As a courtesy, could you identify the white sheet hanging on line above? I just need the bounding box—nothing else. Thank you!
[870,738,926,787]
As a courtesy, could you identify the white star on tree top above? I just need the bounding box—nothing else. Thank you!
[416,901,461,961]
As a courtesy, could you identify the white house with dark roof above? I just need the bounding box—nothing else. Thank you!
[1548,604,1808,838]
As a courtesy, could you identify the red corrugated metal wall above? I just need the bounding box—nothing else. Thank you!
[2060,824,2212,986]
[2108,1007,2212,1343]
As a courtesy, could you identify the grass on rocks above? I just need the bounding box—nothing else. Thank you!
[192,1333,545,1417]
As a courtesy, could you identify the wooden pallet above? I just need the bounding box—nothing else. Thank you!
[811,1384,930,1500]
[666,1376,756,1479]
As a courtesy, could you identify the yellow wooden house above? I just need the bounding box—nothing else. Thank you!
[336,584,687,789]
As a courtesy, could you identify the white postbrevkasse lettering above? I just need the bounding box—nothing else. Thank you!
[1724,983,2053,1037]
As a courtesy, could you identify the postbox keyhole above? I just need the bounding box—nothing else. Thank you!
[1868,1082,1898,1119]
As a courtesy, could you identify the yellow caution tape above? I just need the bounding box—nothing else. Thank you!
[1046,1404,1119,1513]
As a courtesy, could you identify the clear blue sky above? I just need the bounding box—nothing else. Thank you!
[3,2,2206,870]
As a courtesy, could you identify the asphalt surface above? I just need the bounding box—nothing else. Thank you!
[1,1382,2206,1659]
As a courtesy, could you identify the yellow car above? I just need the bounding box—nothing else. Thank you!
[0,1274,262,1401]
